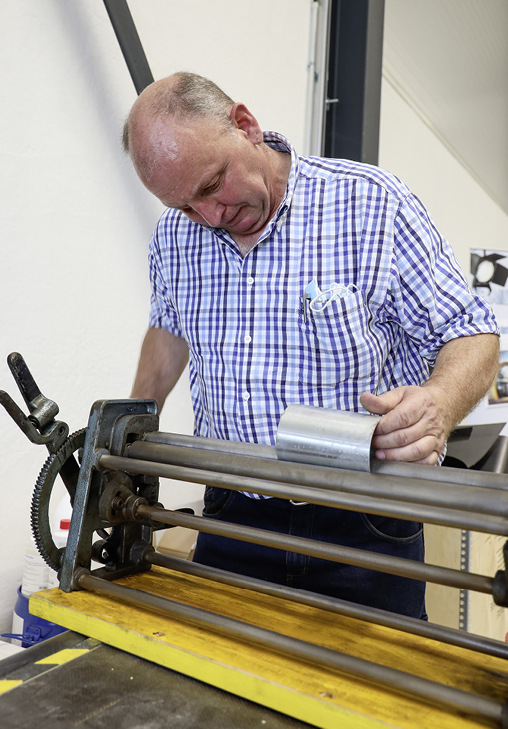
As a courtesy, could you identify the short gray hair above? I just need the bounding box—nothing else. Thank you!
[123,71,235,153]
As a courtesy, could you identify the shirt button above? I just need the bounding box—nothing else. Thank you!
[242,391,250,401]
[244,335,252,344]
[247,276,254,285]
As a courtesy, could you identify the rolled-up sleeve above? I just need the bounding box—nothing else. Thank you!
[389,193,499,365]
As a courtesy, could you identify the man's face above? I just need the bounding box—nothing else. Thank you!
[139,116,278,239]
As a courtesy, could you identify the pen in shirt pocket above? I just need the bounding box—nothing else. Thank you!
[301,292,309,322]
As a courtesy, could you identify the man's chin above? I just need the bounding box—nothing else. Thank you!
[228,211,265,237]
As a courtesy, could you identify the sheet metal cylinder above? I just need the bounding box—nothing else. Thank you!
[276,405,378,472]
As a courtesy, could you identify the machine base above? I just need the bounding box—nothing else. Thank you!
[26,565,508,729]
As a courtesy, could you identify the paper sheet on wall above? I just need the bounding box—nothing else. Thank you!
[467,248,508,434]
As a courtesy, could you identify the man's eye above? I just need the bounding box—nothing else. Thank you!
[204,179,220,194]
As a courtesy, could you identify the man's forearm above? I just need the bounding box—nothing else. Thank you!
[131,327,189,412]
[422,333,500,431]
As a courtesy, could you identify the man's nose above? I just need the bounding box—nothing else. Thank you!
[194,199,225,227]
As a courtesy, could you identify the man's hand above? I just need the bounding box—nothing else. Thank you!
[360,385,452,465]
[360,333,499,465]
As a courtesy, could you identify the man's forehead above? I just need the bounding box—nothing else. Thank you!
[154,113,219,143]
[147,126,227,206]
[130,117,194,185]
[154,117,225,168]
[151,126,180,162]
[146,116,189,154]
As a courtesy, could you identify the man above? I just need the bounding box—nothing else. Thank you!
[123,72,499,618]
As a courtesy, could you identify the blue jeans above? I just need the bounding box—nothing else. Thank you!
[193,488,427,619]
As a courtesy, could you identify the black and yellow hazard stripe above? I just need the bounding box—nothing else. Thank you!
[0,632,96,696]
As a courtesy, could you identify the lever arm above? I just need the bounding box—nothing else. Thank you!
[0,353,69,452]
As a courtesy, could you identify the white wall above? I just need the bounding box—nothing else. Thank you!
[0,0,312,635]
[378,79,508,275]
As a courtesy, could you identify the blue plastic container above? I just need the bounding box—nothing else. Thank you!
[2,586,66,648]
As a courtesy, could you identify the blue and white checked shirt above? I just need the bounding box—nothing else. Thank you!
[148,132,498,464]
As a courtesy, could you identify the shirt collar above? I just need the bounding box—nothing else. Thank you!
[262,131,298,221]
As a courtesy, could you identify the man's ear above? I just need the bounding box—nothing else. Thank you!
[229,103,262,143]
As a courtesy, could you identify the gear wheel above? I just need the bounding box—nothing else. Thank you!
[31,429,86,571]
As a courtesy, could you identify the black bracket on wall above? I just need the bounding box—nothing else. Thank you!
[324,0,385,165]
[103,0,154,95]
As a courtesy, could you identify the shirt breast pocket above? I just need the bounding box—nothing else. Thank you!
[298,291,376,388]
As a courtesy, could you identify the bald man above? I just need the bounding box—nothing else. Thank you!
[123,72,499,618]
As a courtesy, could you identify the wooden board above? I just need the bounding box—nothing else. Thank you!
[30,566,508,729]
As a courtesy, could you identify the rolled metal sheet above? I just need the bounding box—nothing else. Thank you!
[276,405,378,472]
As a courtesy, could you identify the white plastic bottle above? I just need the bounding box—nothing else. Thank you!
[10,535,49,645]
[21,534,49,597]
[46,518,71,589]
[10,514,71,646]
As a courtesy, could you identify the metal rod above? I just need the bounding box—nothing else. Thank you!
[129,440,508,517]
[148,551,508,661]
[76,570,503,725]
[99,452,508,536]
[146,431,278,460]
[374,459,508,491]
[145,430,508,491]
[134,503,493,594]
[102,0,154,94]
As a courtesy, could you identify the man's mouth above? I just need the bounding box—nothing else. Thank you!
[225,208,245,228]
[226,207,263,235]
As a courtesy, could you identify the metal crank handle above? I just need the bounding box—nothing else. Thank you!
[7,352,60,428]
[0,353,69,452]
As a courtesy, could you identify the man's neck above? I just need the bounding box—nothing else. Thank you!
[231,233,262,257]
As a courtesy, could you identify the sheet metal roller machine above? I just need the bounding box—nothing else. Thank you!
[3,352,508,728]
